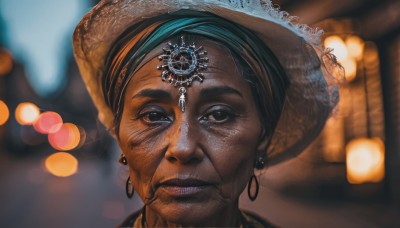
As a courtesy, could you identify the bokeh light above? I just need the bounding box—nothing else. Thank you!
[341,57,357,82]
[44,152,78,177]
[15,102,41,125]
[346,138,385,184]
[345,35,365,61]
[0,48,13,76]
[0,100,10,126]
[324,35,348,61]
[48,123,81,151]
[325,35,364,82]
[33,111,63,134]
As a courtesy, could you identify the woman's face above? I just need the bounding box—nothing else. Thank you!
[118,39,269,224]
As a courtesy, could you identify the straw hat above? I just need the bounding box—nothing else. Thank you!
[73,0,340,166]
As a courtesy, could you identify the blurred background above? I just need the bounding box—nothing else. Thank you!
[0,0,399,227]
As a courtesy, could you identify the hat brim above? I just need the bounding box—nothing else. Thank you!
[73,0,338,166]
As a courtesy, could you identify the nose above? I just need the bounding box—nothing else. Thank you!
[165,117,204,164]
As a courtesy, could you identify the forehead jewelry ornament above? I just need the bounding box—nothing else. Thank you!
[157,36,208,112]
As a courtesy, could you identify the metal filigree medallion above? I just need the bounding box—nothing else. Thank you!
[157,36,208,112]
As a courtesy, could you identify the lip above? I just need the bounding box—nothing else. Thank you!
[156,178,212,197]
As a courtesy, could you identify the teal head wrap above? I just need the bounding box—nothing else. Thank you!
[103,10,289,135]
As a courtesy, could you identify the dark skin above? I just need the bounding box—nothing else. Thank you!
[118,38,270,227]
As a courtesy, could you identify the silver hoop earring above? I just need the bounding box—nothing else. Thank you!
[126,176,134,199]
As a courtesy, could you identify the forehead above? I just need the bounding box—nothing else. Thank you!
[126,37,250,96]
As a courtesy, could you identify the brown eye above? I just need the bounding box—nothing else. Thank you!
[209,111,230,122]
[138,106,171,124]
[201,107,236,123]
[144,112,168,122]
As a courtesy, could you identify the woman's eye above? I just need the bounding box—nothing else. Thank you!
[139,110,170,123]
[202,109,235,123]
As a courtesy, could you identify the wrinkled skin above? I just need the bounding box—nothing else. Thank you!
[118,38,269,227]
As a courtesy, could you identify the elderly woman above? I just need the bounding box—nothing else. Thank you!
[73,0,339,227]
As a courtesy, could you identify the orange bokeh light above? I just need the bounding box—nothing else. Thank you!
[345,35,365,61]
[44,152,78,177]
[33,111,63,134]
[324,35,348,62]
[346,138,385,184]
[341,57,357,82]
[15,102,40,125]
[0,100,10,126]
[48,123,81,151]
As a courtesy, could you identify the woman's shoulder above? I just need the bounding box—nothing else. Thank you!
[241,210,278,228]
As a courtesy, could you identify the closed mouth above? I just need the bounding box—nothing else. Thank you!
[157,178,211,188]
[156,178,212,197]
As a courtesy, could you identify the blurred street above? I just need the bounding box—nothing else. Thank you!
[1,149,399,227]
[0,151,141,228]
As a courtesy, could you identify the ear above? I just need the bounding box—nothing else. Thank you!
[256,128,270,157]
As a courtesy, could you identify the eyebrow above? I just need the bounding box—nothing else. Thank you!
[131,89,172,101]
[199,86,243,98]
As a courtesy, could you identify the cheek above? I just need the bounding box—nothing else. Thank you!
[118,114,168,200]
[204,120,260,197]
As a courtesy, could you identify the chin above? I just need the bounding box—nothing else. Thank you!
[152,200,225,225]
